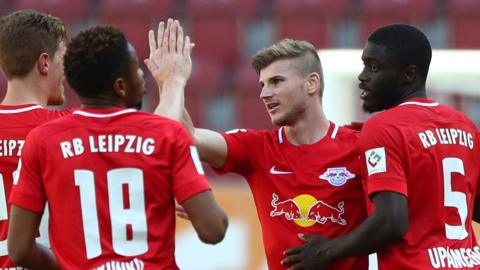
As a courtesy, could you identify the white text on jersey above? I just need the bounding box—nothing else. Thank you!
[418,128,474,150]
[428,245,480,268]
[93,258,144,270]
[60,135,155,158]
[0,139,25,157]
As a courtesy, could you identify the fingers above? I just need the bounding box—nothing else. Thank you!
[284,245,303,256]
[177,21,184,55]
[157,21,165,50]
[287,264,306,270]
[281,253,303,266]
[161,18,172,55]
[298,233,314,242]
[148,30,156,57]
[169,19,177,53]
[183,36,192,57]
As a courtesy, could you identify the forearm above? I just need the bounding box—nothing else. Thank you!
[327,213,397,259]
[11,242,59,270]
[473,196,480,223]
[153,77,187,121]
[327,192,408,260]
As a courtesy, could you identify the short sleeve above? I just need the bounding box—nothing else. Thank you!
[360,119,408,199]
[213,129,257,176]
[171,125,211,204]
[9,130,47,213]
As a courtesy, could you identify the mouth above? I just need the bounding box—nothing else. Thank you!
[265,102,280,113]
[359,84,369,100]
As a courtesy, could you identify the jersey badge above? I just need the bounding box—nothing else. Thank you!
[365,147,386,176]
[319,167,355,186]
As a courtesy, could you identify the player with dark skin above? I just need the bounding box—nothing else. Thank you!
[282,24,480,270]
[7,23,227,270]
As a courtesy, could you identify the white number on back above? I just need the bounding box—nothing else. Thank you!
[75,168,148,259]
[442,157,468,240]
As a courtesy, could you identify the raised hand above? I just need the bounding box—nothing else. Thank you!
[145,18,193,88]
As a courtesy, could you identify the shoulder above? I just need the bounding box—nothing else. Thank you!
[220,128,279,148]
[335,125,360,143]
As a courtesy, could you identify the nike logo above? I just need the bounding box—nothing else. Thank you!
[270,165,293,175]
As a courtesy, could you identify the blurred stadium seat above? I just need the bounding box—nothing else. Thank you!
[273,0,347,48]
[448,0,480,48]
[186,0,259,67]
[233,62,272,129]
[12,0,89,26]
[98,0,172,20]
[185,57,223,126]
[358,0,434,45]
[98,0,173,61]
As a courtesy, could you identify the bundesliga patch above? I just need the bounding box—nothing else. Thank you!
[365,147,386,176]
[319,167,355,186]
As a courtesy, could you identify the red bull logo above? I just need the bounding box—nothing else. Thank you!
[269,193,346,227]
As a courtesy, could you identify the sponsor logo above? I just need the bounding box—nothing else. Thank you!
[269,193,346,227]
[319,167,355,186]
[365,147,386,176]
[269,165,293,175]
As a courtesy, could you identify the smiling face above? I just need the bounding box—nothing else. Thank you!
[258,58,309,126]
[358,42,405,113]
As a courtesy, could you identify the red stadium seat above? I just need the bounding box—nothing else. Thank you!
[273,0,347,48]
[105,20,154,65]
[186,0,259,66]
[98,0,173,63]
[13,0,88,26]
[233,62,272,130]
[98,0,172,21]
[358,0,434,45]
[448,0,480,48]
[185,57,223,126]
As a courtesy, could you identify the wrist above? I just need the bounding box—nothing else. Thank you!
[163,76,188,88]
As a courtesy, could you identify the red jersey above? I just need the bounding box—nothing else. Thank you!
[359,98,480,270]
[0,104,70,268]
[217,123,368,270]
[10,108,211,270]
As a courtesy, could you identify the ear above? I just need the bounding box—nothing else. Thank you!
[36,53,50,76]
[113,78,128,98]
[306,72,321,95]
[403,65,417,83]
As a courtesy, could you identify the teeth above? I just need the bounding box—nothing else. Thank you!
[360,90,367,98]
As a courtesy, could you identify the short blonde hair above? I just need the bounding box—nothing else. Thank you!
[251,39,324,95]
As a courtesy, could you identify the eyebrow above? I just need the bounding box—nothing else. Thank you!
[259,75,285,85]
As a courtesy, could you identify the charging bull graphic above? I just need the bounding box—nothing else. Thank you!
[270,193,346,227]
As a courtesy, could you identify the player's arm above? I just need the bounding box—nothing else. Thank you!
[474,195,480,223]
[147,19,228,169]
[181,190,228,244]
[7,206,59,270]
[282,191,407,269]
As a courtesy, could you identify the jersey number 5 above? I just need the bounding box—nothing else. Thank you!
[443,157,468,240]
[75,168,148,259]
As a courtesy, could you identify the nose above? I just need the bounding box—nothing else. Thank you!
[259,85,272,100]
[357,67,368,82]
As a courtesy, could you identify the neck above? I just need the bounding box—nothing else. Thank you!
[80,95,126,109]
[395,84,427,105]
[1,77,49,107]
[284,102,330,145]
